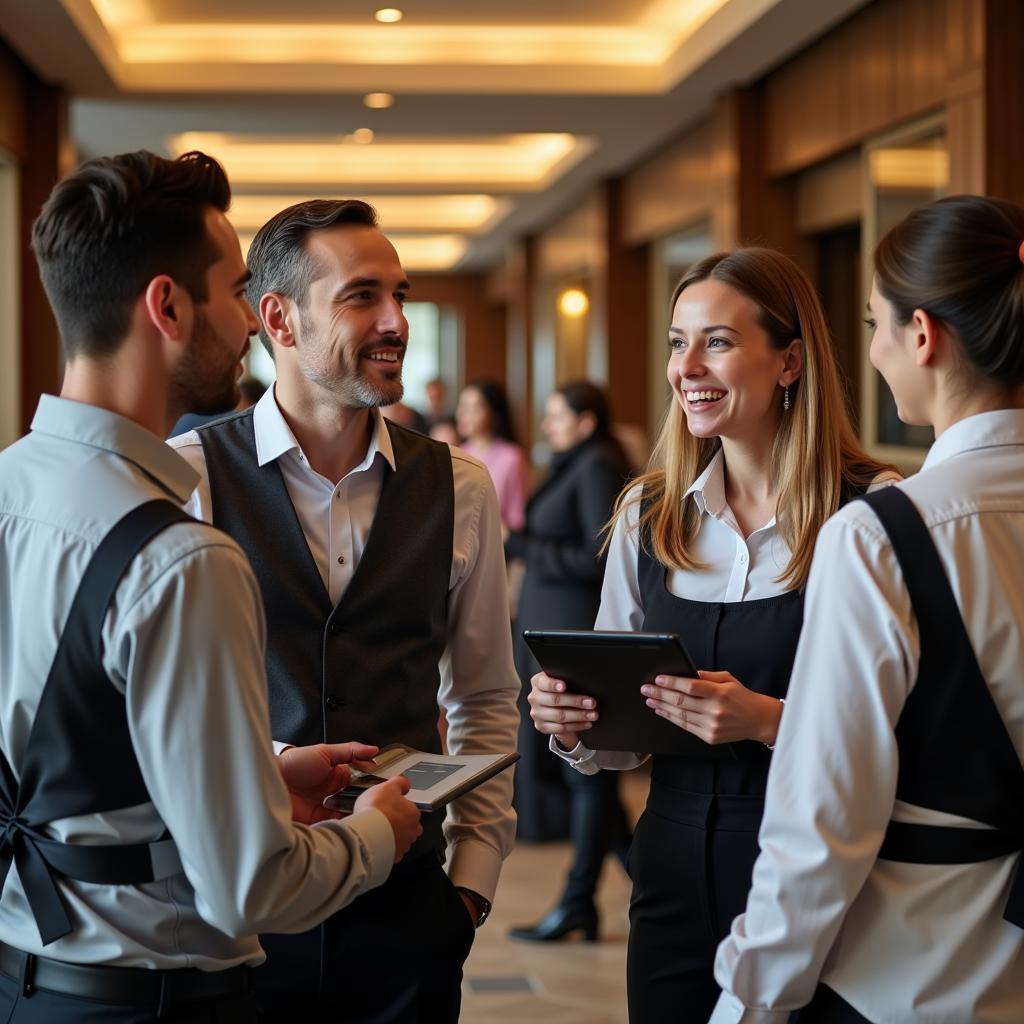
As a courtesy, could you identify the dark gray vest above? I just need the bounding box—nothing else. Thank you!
[196,410,454,770]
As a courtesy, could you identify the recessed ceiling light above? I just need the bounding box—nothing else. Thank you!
[374,8,403,23]
[363,92,395,110]
[350,128,376,144]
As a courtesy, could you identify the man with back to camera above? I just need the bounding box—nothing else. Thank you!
[168,199,520,1022]
[0,150,422,1023]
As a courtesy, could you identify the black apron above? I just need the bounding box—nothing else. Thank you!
[627,519,804,1023]
[800,486,1024,1023]
[0,501,189,947]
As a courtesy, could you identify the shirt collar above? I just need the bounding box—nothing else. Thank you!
[30,394,199,503]
[684,447,727,518]
[922,409,1024,472]
[251,385,397,473]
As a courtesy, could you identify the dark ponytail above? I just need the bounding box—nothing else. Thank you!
[874,194,1024,385]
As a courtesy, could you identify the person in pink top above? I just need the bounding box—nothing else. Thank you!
[457,379,529,532]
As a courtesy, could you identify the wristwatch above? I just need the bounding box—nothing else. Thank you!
[455,887,492,927]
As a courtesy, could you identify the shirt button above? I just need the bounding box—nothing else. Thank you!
[337,555,346,565]
[325,695,341,712]
[327,621,341,636]
[739,553,748,564]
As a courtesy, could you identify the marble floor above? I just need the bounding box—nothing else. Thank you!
[460,771,646,1024]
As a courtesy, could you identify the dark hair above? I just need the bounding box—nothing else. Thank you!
[31,149,230,359]
[874,194,1024,385]
[464,379,517,444]
[246,199,378,356]
[557,380,613,437]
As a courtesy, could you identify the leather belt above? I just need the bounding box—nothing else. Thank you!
[0,941,251,1008]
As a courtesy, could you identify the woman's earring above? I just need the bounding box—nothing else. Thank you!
[783,385,790,412]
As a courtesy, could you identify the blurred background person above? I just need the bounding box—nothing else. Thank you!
[429,417,460,447]
[424,377,450,430]
[506,381,633,941]
[457,378,529,533]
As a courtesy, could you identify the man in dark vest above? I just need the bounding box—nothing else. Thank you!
[0,150,423,1023]
[169,199,520,1022]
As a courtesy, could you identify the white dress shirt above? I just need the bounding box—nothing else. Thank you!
[0,396,395,970]
[169,386,519,903]
[711,410,1024,1024]
[552,449,795,773]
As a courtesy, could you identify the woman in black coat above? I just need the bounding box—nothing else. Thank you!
[506,381,634,942]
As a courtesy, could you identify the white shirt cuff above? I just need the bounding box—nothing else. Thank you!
[547,736,602,774]
[708,992,792,1024]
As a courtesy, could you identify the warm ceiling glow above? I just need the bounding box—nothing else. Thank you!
[350,128,375,144]
[228,194,505,234]
[558,288,589,318]
[374,8,404,24]
[72,0,734,92]
[869,149,949,190]
[169,132,589,189]
[364,92,395,109]
[238,232,466,272]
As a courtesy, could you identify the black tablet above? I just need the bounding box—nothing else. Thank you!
[523,629,735,759]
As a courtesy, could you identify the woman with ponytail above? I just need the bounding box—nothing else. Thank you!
[712,196,1024,1022]
[528,247,895,1020]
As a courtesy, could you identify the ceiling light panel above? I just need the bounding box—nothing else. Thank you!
[228,195,506,234]
[169,132,592,189]
[238,232,466,272]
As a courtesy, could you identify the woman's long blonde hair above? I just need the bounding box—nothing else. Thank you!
[611,247,892,591]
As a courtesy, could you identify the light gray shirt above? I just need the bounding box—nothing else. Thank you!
[0,395,395,970]
[169,387,519,903]
[711,410,1024,1023]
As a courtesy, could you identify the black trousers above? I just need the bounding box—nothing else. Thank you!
[253,853,475,1024]
[0,970,257,1023]
[626,790,762,1024]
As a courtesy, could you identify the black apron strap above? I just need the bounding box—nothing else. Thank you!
[0,499,193,945]
[858,487,1024,930]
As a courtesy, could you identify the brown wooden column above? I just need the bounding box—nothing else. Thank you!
[710,88,811,273]
[15,64,67,435]
[982,0,1024,204]
[504,237,535,449]
[599,178,650,430]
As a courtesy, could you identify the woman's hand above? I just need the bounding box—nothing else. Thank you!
[640,671,783,746]
[527,670,599,751]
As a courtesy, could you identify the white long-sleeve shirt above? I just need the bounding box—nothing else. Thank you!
[711,409,1024,1024]
[169,386,519,903]
[0,396,395,969]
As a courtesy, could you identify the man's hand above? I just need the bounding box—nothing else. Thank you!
[354,776,423,863]
[278,742,379,825]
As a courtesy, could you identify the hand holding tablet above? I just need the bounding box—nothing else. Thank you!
[524,630,736,759]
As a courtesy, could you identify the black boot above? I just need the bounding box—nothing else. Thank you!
[508,903,599,943]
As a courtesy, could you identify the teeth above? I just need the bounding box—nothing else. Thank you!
[367,351,400,362]
[686,390,725,402]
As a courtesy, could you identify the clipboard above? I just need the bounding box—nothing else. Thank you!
[523,629,735,759]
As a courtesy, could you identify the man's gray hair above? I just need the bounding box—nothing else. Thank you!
[246,199,378,356]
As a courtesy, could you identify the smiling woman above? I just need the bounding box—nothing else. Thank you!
[527,246,896,1021]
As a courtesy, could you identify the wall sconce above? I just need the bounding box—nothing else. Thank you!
[558,288,589,318]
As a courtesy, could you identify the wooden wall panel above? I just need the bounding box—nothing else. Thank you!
[764,0,949,177]
[535,191,606,284]
[983,0,1024,204]
[620,120,714,247]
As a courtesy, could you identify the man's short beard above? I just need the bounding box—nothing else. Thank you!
[337,374,405,408]
[170,308,240,417]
